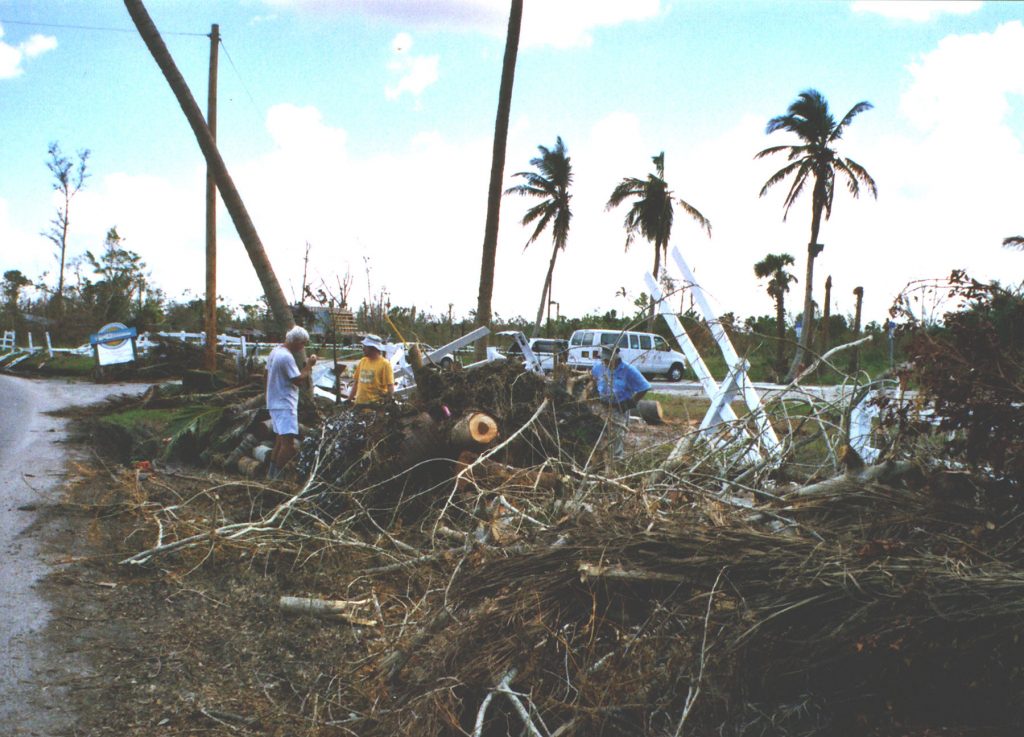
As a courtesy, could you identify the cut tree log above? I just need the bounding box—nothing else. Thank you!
[451,412,500,448]
[278,596,377,626]
[237,456,262,478]
[634,399,664,425]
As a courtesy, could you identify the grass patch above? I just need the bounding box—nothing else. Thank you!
[96,407,179,463]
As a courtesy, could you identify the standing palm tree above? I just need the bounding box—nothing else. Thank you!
[756,89,877,380]
[607,152,711,327]
[475,0,523,358]
[506,137,573,338]
[753,253,797,380]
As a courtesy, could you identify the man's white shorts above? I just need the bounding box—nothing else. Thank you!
[269,409,299,436]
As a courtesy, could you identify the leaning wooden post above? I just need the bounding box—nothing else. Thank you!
[122,0,294,335]
[820,275,832,355]
[848,285,864,374]
[203,23,219,371]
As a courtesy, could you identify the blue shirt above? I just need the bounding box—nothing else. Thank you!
[592,360,651,405]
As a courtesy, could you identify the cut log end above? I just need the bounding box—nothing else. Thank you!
[451,412,499,448]
[635,399,664,425]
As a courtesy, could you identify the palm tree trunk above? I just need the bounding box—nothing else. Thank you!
[774,291,786,380]
[648,240,663,331]
[532,245,557,338]
[784,197,824,381]
[475,0,523,358]
[123,0,294,335]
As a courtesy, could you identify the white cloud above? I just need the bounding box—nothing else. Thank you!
[0,24,57,79]
[521,0,663,49]
[259,0,663,49]
[21,33,57,58]
[902,21,1024,135]
[260,0,505,30]
[851,1,982,22]
[385,33,439,102]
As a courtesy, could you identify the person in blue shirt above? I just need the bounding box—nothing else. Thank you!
[592,344,651,464]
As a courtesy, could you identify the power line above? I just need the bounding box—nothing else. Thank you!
[218,38,263,120]
[0,18,209,37]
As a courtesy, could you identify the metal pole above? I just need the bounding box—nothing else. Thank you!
[203,23,219,371]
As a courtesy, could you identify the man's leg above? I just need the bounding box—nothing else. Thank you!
[277,433,299,469]
[267,434,284,478]
[608,408,628,466]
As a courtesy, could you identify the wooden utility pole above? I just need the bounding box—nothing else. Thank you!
[123,0,295,335]
[203,23,219,371]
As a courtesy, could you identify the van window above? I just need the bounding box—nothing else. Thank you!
[570,332,584,346]
[599,333,619,347]
[533,340,558,354]
[653,336,670,351]
[629,334,640,349]
[638,334,652,350]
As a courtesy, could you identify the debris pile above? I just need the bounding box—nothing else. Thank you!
[73,289,1023,735]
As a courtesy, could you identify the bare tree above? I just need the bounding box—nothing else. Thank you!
[42,142,90,311]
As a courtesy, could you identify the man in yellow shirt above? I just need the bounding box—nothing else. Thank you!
[349,334,395,404]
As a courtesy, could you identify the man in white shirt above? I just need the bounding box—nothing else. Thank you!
[266,326,317,478]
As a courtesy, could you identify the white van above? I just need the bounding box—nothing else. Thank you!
[566,329,688,382]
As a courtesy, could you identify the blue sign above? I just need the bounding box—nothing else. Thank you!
[89,323,138,346]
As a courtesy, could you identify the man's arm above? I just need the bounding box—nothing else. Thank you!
[289,353,318,386]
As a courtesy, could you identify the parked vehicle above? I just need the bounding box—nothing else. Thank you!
[400,342,457,369]
[504,337,569,373]
[566,329,688,381]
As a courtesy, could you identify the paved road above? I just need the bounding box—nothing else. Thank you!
[0,375,146,735]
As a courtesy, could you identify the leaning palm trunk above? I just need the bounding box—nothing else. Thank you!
[531,246,558,338]
[785,195,824,381]
[123,0,294,335]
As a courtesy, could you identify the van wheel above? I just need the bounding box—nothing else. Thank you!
[668,363,685,382]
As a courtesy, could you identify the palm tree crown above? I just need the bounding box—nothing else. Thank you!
[505,136,573,336]
[753,253,797,302]
[756,89,877,221]
[606,152,711,283]
[505,136,572,253]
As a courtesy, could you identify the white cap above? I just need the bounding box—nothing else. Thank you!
[361,334,385,350]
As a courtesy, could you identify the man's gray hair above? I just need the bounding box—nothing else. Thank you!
[285,326,310,344]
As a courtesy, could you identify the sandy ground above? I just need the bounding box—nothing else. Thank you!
[0,375,147,736]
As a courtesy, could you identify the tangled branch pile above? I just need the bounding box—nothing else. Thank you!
[85,300,1023,736]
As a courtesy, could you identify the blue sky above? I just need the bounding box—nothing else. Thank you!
[1,0,1022,328]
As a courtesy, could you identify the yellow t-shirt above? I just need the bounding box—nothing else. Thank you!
[353,355,395,404]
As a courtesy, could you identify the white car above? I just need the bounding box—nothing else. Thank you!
[566,328,688,382]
